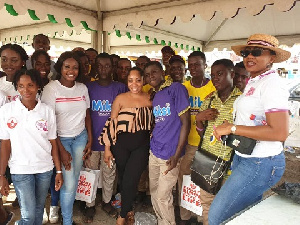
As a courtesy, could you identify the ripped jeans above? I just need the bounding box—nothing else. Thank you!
[208,151,285,225]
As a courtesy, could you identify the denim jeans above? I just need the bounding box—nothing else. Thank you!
[12,170,53,225]
[59,129,88,225]
[208,151,285,225]
[50,167,60,206]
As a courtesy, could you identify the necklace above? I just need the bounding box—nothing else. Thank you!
[191,77,204,88]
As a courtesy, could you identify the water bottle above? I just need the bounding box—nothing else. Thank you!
[249,114,267,126]
[115,193,121,201]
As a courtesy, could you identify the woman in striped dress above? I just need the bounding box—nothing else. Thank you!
[100,67,154,225]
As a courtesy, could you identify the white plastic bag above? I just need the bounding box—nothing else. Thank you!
[180,175,203,216]
[134,212,157,225]
[75,168,101,203]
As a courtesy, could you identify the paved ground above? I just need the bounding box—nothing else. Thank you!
[4,148,300,225]
[4,190,156,225]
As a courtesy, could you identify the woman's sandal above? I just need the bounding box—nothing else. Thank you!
[125,211,135,225]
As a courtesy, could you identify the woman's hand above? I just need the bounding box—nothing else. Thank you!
[60,148,72,171]
[0,176,10,196]
[196,108,219,122]
[164,155,179,175]
[213,120,233,141]
[104,148,114,169]
[55,173,63,191]
[82,141,92,161]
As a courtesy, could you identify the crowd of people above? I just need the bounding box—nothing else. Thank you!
[0,33,291,225]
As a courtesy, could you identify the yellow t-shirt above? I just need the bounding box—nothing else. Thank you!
[142,84,152,93]
[90,77,99,81]
[183,80,216,146]
[143,76,171,93]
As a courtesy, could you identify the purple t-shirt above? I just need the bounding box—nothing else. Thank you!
[150,82,190,160]
[87,81,127,151]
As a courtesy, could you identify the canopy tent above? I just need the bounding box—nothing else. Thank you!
[1,0,300,54]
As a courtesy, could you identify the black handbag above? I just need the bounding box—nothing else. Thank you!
[221,134,257,155]
[190,96,233,195]
[191,148,231,195]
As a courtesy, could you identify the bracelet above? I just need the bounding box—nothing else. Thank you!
[196,126,204,132]
[56,171,62,174]
[0,174,6,178]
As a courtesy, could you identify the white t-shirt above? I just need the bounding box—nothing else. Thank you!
[0,99,57,174]
[0,90,8,107]
[41,80,90,137]
[233,70,289,158]
[0,76,19,101]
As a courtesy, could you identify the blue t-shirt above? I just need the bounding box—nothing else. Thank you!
[87,81,127,151]
[150,82,190,160]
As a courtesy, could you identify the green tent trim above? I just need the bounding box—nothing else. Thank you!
[4,3,96,31]
[113,30,201,51]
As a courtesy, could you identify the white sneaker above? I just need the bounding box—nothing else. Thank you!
[49,206,59,224]
[42,208,48,224]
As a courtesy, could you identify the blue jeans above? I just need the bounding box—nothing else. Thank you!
[50,167,60,206]
[208,152,285,225]
[12,170,53,225]
[59,129,88,225]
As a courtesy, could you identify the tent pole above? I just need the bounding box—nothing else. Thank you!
[94,0,103,53]
[103,31,110,53]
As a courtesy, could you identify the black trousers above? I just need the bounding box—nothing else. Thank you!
[112,131,150,218]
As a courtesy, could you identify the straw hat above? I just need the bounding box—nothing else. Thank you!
[231,34,291,63]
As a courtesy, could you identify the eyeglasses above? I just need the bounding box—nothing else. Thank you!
[240,48,267,58]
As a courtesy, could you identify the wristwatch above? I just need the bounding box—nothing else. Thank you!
[231,125,237,134]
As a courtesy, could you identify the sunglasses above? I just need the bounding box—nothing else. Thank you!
[240,48,267,58]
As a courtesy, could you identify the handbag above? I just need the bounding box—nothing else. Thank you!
[221,134,257,155]
[191,147,231,195]
[190,96,233,195]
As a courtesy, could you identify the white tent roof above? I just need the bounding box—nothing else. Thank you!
[1,0,300,53]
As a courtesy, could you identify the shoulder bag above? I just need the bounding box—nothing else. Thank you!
[190,97,233,195]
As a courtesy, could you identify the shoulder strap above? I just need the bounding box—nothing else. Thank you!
[198,96,214,149]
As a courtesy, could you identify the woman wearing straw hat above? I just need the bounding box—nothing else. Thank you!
[209,34,291,225]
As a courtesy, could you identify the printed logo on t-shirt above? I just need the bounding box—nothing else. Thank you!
[153,103,171,122]
[245,87,255,96]
[7,95,20,102]
[92,100,111,116]
[35,119,48,131]
[7,117,17,129]
[209,134,217,146]
[189,96,203,108]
